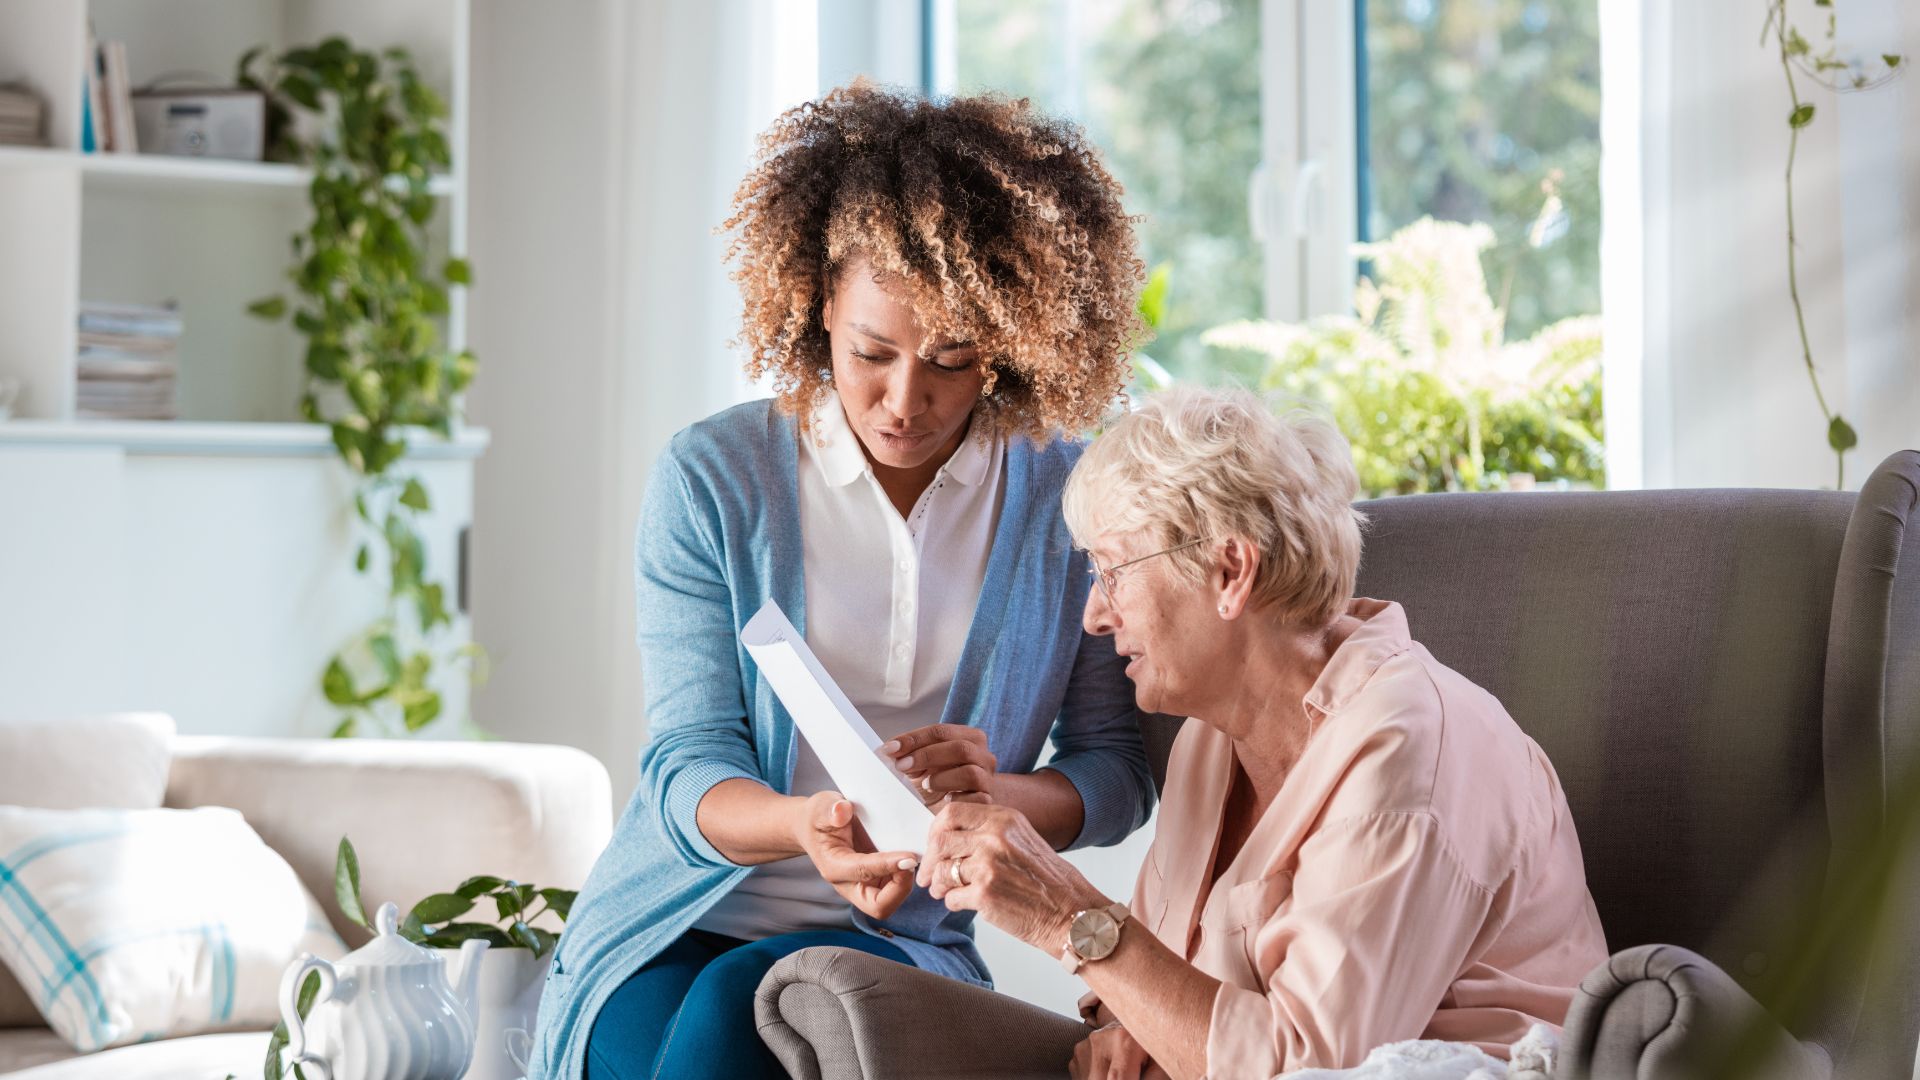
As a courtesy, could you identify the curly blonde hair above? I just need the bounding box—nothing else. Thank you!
[721,82,1146,438]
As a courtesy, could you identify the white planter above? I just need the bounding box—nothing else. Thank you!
[444,947,550,1080]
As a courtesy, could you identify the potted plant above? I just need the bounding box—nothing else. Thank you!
[239,37,483,739]
[267,838,574,1080]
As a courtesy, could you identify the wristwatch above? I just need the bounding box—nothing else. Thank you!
[1058,901,1132,974]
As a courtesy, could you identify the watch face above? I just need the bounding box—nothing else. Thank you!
[1070,908,1121,962]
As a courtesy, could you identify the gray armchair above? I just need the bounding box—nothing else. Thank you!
[755,450,1920,1079]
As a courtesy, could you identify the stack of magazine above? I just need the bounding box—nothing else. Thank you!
[77,302,180,421]
[0,84,45,147]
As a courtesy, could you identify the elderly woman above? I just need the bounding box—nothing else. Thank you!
[919,387,1608,1078]
[531,84,1158,1080]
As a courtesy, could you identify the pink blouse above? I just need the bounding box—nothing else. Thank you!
[1106,599,1607,1075]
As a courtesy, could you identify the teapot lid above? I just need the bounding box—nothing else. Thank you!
[342,902,444,968]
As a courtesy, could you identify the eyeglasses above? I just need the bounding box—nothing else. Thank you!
[1085,538,1211,606]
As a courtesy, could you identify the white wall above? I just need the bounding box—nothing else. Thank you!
[465,0,811,801]
[1629,0,1918,490]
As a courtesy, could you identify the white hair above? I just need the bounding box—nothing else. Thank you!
[1063,386,1366,627]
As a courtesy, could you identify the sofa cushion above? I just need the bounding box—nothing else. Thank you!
[0,1029,271,1079]
[0,713,177,1027]
[0,805,344,1051]
[0,713,175,811]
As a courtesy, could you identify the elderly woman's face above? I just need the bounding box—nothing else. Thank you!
[1081,530,1217,716]
[823,262,986,473]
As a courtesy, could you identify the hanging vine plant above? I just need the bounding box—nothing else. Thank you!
[240,37,484,737]
[1761,0,1904,489]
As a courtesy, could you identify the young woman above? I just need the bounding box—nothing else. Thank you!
[531,83,1159,1080]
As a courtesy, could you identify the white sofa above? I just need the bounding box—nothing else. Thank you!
[0,720,613,1079]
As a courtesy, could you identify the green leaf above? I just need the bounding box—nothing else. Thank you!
[444,257,472,286]
[264,1024,287,1080]
[525,925,560,958]
[399,478,431,511]
[330,715,357,739]
[399,910,429,943]
[455,875,505,900]
[402,689,442,732]
[537,887,576,922]
[1137,263,1171,332]
[282,76,322,111]
[354,544,369,573]
[509,920,542,952]
[1828,416,1859,452]
[247,296,287,320]
[495,888,525,921]
[1886,55,1903,70]
[422,922,513,948]
[296,969,322,1018]
[410,892,475,924]
[369,633,402,680]
[335,837,369,928]
[321,658,357,705]
[417,582,448,631]
[1790,103,1815,129]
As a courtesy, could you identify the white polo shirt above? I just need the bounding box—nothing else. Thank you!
[693,396,1005,939]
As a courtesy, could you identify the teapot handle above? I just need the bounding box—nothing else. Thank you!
[279,952,338,1080]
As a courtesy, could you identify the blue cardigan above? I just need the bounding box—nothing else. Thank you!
[531,400,1157,1079]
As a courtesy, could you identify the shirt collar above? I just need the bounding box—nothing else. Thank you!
[1301,598,1415,721]
[807,397,996,489]
[808,396,872,488]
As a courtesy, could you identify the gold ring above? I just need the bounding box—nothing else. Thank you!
[948,859,967,887]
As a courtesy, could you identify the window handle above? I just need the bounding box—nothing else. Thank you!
[1291,158,1326,235]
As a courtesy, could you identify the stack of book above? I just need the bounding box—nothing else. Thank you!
[0,84,45,147]
[77,302,181,421]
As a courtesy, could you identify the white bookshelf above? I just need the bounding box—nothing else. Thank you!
[0,0,485,741]
[0,0,471,427]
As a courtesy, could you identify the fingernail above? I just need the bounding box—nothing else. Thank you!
[882,740,900,753]
[898,755,914,769]
[897,858,917,870]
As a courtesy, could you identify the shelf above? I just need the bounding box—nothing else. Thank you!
[0,419,489,459]
[0,145,456,196]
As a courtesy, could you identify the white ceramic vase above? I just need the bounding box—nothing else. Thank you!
[455,946,552,1080]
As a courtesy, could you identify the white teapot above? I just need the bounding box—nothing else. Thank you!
[279,901,489,1080]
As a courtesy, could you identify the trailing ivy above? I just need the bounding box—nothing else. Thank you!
[1761,0,1903,489]
[241,38,483,737]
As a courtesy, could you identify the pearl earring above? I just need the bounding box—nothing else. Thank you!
[1218,605,1229,617]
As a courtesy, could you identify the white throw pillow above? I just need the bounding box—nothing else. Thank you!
[0,805,346,1052]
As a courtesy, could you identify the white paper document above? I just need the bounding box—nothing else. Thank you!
[740,600,935,856]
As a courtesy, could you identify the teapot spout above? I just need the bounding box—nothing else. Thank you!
[450,937,489,1015]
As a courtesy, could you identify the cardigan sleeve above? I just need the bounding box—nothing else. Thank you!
[632,443,763,870]
[1042,617,1157,851]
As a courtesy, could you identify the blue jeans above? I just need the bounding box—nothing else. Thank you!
[583,928,910,1080]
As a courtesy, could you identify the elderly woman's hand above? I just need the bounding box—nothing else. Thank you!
[1070,1021,1160,1080]
[919,801,1110,952]
[882,724,996,805]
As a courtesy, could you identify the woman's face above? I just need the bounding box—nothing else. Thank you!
[1080,529,1218,717]
[823,262,986,473]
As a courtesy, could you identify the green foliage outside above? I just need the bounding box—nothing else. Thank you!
[1206,218,1602,496]
[952,0,1265,386]
[1363,0,1601,343]
[239,38,484,738]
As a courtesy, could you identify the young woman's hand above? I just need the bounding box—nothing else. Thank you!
[793,790,919,919]
[883,723,997,805]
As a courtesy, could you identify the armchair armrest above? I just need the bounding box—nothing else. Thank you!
[164,736,612,942]
[1560,945,1830,1080]
[756,947,1088,1080]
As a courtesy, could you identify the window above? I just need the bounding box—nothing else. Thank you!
[932,0,1607,491]
[938,0,1266,385]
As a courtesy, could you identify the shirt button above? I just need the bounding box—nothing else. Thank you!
[875,927,895,939]
[894,643,910,659]
[897,559,912,572]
